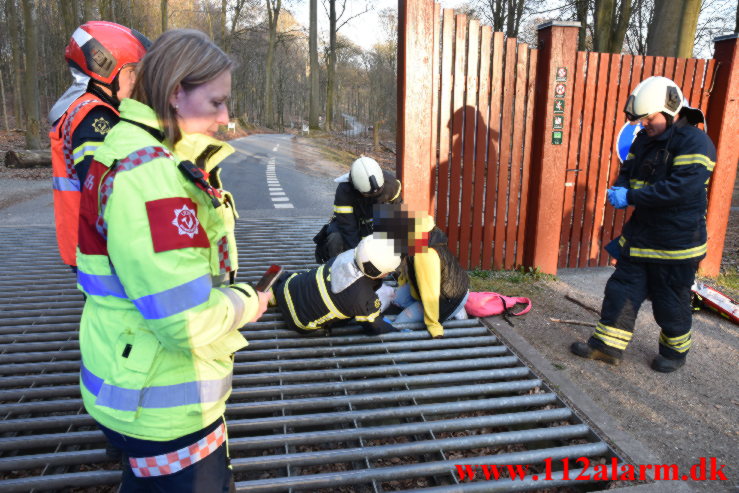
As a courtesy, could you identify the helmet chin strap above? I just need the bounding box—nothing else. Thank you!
[87,79,120,108]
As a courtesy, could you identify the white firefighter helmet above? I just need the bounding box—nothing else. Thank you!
[355,235,401,279]
[350,156,384,195]
[623,76,684,122]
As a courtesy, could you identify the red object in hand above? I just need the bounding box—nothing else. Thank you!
[255,265,283,292]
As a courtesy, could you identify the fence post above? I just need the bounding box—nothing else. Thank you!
[397,0,436,213]
[523,21,580,275]
[702,34,739,277]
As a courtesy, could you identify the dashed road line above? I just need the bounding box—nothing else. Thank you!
[266,156,293,209]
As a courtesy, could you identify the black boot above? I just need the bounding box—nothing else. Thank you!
[651,355,685,373]
[570,342,622,366]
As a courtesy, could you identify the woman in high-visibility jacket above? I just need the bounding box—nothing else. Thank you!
[77,29,269,492]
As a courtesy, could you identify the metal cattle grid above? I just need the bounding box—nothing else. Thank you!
[0,219,618,492]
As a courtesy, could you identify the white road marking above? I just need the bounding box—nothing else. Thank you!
[265,153,293,208]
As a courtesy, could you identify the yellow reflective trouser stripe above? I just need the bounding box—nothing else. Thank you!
[629,243,707,260]
[660,331,692,352]
[593,322,631,350]
[673,154,715,172]
[334,205,353,214]
[356,309,380,323]
[629,179,647,190]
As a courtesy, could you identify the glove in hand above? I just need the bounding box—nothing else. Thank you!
[607,187,629,209]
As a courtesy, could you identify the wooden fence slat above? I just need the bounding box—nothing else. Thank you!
[687,58,704,109]
[435,9,456,233]
[515,47,537,268]
[470,26,492,268]
[599,54,638,267]
[446,14,467,256]
[481,31,505,270]
[664,56,676,79]
[674,57,687,89]
[700,59,717,117]
[505,42,529,269]
[567,52,599,268]
[577,52,610,267]
[494,37,517,269]
[559,51,587,267]
[459,19,480,268]
[429,2,441,216]
[587,54,621,266]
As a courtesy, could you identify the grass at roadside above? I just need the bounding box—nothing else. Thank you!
[467,267,556,298]
[712,268,739,301]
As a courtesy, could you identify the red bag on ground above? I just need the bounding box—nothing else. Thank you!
[465,291,532,318]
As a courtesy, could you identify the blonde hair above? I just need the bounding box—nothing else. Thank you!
[130,29,234,145]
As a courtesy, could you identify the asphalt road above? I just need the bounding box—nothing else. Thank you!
[1,133,338,226]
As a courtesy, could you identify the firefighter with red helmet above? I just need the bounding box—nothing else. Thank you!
[49,21,150,269]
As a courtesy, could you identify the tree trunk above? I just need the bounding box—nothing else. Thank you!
[264,0,281,129]
[0,71,9,131]
[308,0,319,129]
[4,150,52,168]
[593,0,615,52]
[221,0,227,46]
[608,0,632,54]
[21,0,41,150]
[325,0,336,131]
[83,0,93,21]
[59,0,78,37]
[6,0,24,126]
[161,0,167,33]
[575,0,589,50]
[676,0,700,58]
[646,0,682,57]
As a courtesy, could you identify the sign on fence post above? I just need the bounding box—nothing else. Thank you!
[522,20,580,275]
[703,33,739,277]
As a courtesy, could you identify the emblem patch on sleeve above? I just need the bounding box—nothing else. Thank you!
[146,197,210,252]
[92,117,111,135]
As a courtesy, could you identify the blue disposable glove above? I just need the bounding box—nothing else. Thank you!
[607,187,629,209]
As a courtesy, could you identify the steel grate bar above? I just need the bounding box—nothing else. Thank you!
[0,220,618,492]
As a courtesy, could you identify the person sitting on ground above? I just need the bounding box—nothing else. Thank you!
[374,206,469,339]
[314,156,402,263]
[275,235,401,336]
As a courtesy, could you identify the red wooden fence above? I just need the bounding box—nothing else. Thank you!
[398,0,739,276]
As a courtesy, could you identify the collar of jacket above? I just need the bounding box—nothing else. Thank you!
[329,249,364,294]
[174,133,234,173]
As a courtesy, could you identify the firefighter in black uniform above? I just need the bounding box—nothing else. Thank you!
[571,76,717,373]
[314,156,402,263]
[275,235,401,335]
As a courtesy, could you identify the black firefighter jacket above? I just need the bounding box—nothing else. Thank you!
[615,119,716,263]
[327,170,402,249]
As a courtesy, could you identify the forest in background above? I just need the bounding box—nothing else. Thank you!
[0,0,737,150]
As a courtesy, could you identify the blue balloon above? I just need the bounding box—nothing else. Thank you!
[616,122,643,163]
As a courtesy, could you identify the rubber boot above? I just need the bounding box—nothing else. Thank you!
[651,355,685,373]
[570,342,622,366]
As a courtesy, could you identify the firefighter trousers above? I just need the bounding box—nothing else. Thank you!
[588,257,698,360]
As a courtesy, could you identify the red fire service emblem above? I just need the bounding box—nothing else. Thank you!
[172,204,200,238]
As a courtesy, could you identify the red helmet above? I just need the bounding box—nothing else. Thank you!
[65,21,150,86]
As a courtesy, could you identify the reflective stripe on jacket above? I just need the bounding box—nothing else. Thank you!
[77,98,254,441]
[50,94,116,266]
